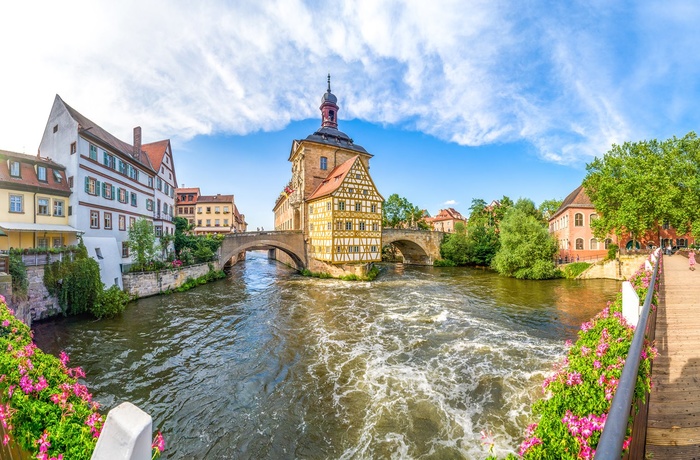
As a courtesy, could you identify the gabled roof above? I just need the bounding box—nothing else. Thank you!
[57,95,155,172]
[176,187,201,194]
[142,139,170,172]
[197,194,234,203]
[307,156,358,201]
[426,208,467,222]
[550,185,595,220]
[0,149,70,194]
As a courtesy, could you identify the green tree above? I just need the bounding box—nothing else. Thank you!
[491,208,559,279]
[539,198,563,221]
[513,197,542,221]
[584,132,700,243]
[382,193,427,228]
[128,218,158,270]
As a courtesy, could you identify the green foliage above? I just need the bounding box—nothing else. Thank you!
[128,218,158,271]
[606,243,619,261]
[382,193,426,228]
[433,259,456,267]
[193,241,215,263]
[340,273,359,281]
[491,208,559,279]
[92,285,130,319]
[0,299,102,458]
[173,269,226,293]
[519,261,658,459]
[562,262,590,279]
[173,217,222,265]
[584,132,700,241]
[44,256,102,316]
[538,198,563,221]
[8,254,28,300]
[440,218,500,266]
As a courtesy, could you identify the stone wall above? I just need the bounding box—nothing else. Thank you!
[122,263,215,299]
[577,255,648,280]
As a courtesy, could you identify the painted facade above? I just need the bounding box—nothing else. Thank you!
[273,76,384,266]
[143,140,178,236]
[175,187,201,227]
[425,208,467,233]
[37,95,177,287]
[0,149,78,250]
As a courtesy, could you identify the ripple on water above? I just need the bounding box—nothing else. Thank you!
[31,256,617,459]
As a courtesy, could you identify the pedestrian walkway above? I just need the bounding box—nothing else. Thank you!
[646,253,700,459]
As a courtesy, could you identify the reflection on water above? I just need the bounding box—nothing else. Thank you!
[32,253,618,459]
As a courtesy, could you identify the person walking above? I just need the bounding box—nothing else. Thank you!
[689,250,696,271]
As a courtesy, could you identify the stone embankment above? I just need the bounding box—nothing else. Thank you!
[577,255,649,280]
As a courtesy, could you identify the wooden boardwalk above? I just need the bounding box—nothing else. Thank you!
[646,253,700,459]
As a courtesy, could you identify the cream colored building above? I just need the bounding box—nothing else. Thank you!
[194,194,247,235]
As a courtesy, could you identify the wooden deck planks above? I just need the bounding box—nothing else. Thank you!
[646,254,700,457]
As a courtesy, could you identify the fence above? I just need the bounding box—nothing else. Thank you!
[594,251,661,459]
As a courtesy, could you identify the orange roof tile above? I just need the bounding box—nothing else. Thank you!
[142,140,170,172]
[307,156,359,201]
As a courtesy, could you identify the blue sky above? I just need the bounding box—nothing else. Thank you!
[3,1,700,228]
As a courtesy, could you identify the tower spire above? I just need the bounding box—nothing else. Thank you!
[320,74,339,129]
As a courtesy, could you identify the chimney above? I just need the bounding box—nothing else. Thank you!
[133,126,142,158]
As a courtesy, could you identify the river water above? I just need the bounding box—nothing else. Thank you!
[32,253,619,459]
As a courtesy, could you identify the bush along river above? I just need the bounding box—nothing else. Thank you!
[32,252,619,459]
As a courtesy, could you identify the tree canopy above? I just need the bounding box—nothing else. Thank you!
[382,193,429,229]
[583,132,700,241]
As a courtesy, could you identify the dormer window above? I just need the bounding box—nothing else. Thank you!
[37,165,47,182]
[53,169,62,182]
[9,161,20,177]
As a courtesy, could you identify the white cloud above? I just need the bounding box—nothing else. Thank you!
[1,1,698,164]
[443,200,458,206]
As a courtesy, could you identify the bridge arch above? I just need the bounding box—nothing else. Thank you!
[381,229,444,265]
[219,232,307,271]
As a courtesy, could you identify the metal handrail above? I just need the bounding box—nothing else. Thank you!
[594,253,660,459]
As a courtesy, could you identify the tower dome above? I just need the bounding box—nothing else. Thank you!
[320,74,339,129]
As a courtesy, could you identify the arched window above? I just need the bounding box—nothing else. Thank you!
[590,238,598,250]
[589,213,598,226]
[576,238,584,250]
[575,213,584,227]
[678,238,687,247]
[604,238,613,249]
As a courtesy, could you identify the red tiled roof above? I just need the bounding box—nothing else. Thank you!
[0,149,70,194]
[550,185,594,220]
[197,194,234,203]
[176,187,201,194]
[142,140,170,172]
[307,156,358,201]
[59,95,155,172]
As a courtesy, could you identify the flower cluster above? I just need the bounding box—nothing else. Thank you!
[171,259,183,268]
[519,253,661,459]
[0,299,103,459]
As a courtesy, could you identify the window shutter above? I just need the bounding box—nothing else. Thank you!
[111,185,115,200]
[84,176,90,192]
[95,180,101,193]
[102,182,106,197]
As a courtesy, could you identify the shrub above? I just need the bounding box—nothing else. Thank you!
[606,243,619,261]
[8,254,28,300]
[0,297,102,458]
[92,286,130,319]
[433,259,456,267]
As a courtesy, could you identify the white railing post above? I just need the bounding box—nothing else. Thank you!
[91,402,152,460]
[621,281,640,327]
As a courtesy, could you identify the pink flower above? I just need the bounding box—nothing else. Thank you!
[2,434,8,445]
[580,346,591,356]
[566,372,583,386]
[1,320,8,328]
[152,431,166,453]
[593,360,601,369]
[518,436,542,456]
[59,351,70,367]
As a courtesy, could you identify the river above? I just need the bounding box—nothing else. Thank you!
[32,253,619,459]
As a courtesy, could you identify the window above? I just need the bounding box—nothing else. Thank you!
[70,142,76,154]
[589,214,598,226]
[359,222,366,231]
[345,221,352,230]
[118,188,128,204]
[355,202,361,212]
[37,166,47,182]
[9,161,20,177]
[37,238,48,249]
[148,176,153,187]
[327,222,331,230]
[155,226,163,237]
[590,238,598,250]
[103,182,114,200]
[68,206,72,216]
[223,206,229,213]
[371,245,377,252]
[197,219,202,226]
[320,156,328,170]
[90,210,99,228]
[53,200,64,216]
[104,212,112,229]
[372,223,379,231]
[678,238,688,247]
[206,219,211,226]
[53,125,58,133]
[95,248,104,260]
[146,199,154,211]
[53,237,63,248]
[119,215,127,231]
[371,204,377,213]
[9,194,23,213]
[662,220,670,230]
[575,238,584,250]
[326,202,331,211]
[162,202,168,214]
[68,176,74,188]
[338,201,345,211]
[37,197,49,215]
[574,213,583,227]
[348,188,354,194]
[337,246,342,253]
[122,242,129,258]
[215,206,220,213]
[89,144,97,160]
[309,223,313,231]
[197,207,202,214]
[206,207,211,213]
[129,217,136,229]
[215,219,220,227]
[156,177,163,191]
[336,221,343,230]
[224,219,229,226]
[130,192,137,207]
[53,169,62,182]
[85,177,99,195]
[309,205,313,214]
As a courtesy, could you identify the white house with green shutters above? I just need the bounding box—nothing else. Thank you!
[38,95,177,288]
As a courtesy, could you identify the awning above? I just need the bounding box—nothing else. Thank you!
[0,222,83,234]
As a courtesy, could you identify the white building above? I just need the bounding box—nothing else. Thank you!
[38,95,178,288]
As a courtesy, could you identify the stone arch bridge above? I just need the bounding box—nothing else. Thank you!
[219,229,446,270]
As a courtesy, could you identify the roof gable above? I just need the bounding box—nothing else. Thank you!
[550,185,595,220]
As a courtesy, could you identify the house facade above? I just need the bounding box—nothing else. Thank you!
[175,187,201,227]
[425,208,467,233]
[194,194,245,235]
[37,95,177,287]
[143,140,178,237]
[273,76,383,269]
[0,149,79,250]
[549,185,695,262]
